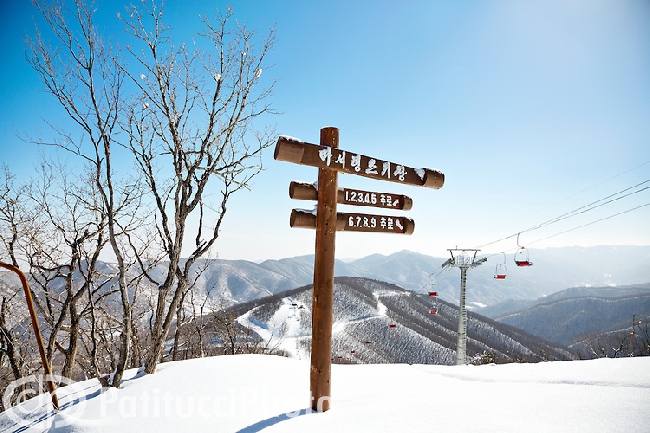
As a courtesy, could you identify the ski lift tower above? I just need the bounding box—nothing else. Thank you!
[441,249,487,365]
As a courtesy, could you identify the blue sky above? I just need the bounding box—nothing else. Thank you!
[1,0,649,262]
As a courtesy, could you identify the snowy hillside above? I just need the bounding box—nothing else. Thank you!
[496,287,650,345]
[1,354,648,432]
[230,277,572,364]
[486,283,650,360]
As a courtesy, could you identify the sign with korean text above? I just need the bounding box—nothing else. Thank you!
[275,137,444,189]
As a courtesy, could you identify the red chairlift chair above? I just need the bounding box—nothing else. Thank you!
[494,252,507,279]
[428,291,438,315]
[514,233,533,267]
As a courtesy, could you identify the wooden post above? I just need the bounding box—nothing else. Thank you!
[0,262,59,410]
[310,127,338,412]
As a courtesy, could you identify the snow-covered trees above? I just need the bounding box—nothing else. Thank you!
[0,0,275,399]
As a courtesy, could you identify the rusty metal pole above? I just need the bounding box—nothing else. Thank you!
[0,261,59,410]
[310,127,339,412]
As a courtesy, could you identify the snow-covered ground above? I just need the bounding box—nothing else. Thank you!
[1,355,648,432]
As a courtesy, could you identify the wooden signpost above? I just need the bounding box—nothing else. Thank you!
[274,128,444,412]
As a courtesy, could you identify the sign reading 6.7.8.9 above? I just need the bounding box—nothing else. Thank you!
[345,212,412,234]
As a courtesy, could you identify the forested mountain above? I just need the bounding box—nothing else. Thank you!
[220,277,573,365]
[493,283,650,357]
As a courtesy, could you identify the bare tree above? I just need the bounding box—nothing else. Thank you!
[19,160,106,379]
[19,0,276,388]
[116,2,277,374]
[26,0,142,387]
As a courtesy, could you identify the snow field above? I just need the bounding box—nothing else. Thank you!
[1,355,648,432]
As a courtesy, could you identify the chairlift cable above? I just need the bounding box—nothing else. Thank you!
[475,160,650,240]
[477,201,650,262]
[523,181,649,232]
[474,180,649,250]
[525,202,650,246]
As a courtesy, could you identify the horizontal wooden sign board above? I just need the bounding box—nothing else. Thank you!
[275,136,444,189]
[290,209,414,235]
[289,181,413,211]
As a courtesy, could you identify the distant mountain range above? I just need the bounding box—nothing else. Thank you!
[222,277,573,365]
[492,283,650,350]
[196,245,650,310]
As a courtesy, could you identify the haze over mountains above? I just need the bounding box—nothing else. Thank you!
[200,245,650,310]
[41,245,645,362]
[183,245,649,361]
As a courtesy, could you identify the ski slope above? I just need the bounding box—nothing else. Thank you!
[237,297,311,359]
[1,355,648,432]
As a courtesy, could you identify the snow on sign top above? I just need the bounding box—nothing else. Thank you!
[274,136,444,190]
[279,135,302,142]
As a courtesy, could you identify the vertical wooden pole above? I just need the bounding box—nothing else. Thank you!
[310,127,339,412]
[0,262,59,410]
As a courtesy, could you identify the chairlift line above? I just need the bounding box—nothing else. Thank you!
[388,323,399,337]
[418,272,441,315]
[525,181,650,234]
[474,179,650,251]
[525,202,650,246]
[472,200,650,262]
[475,161,650,246]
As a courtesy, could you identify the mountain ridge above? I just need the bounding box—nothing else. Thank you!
[200,245,650,307]
[493,283,650,348]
